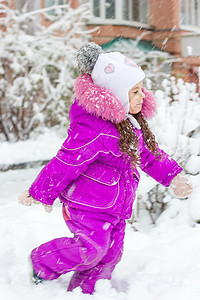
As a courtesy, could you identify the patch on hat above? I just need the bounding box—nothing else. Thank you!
[104,63,115,74]
[125,57,140,69]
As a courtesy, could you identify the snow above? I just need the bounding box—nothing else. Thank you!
[1,166,200,300]
[0,2,91,142]
[0,128,65,166]
[0,120,199,299]
[185,155,200,175]
[0,101,199,299]
[0,74,199,299]
[0,3,200,297]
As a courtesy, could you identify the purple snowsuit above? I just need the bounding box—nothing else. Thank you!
[29,75,182,294]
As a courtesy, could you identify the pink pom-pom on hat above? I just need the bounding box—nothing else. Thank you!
[141,87,157,119]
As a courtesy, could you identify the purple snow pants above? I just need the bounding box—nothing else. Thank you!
[31,205,126,294]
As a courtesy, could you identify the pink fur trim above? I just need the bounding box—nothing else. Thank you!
[74,74,156,123]
[74,74,126,124]
[141,87,157,119]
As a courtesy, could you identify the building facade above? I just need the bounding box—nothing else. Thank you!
[5,0,200,88]
[88,0,200,87]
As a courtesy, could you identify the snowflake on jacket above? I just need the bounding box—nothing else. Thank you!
[29,74,182,219]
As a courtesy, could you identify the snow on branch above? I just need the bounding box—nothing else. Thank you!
[0,2,94,142]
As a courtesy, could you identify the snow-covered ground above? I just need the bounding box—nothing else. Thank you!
[1,162,200,300]
[1,2,199,298]
[0,82,200,299]
[0,128,65,167]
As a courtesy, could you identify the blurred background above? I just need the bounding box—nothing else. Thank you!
[0,2,200,299]
[0,0,199,221]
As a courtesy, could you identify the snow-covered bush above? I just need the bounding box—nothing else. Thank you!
[103,32,199,224]
[0,2,93,141]
[133,77,200,224]
[152,78,200,172]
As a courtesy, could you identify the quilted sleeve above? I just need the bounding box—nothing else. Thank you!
[138,132,182,187]
[29,117,120,205]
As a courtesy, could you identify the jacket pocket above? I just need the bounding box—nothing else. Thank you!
[61,163,120,209]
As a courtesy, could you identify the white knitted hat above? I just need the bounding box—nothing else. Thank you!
[91,52,145,114]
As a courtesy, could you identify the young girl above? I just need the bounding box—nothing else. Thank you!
[19,42,193,294]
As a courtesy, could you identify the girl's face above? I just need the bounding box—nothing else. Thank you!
[128,80,145,114]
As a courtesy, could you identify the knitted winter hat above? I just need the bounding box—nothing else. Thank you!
[76,43,156,127]
[92,52,145,116]
[76,42,145,115]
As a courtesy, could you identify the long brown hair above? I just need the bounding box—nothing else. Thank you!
[116,112,160,167]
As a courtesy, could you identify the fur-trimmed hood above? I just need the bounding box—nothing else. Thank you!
[74,74,156,124]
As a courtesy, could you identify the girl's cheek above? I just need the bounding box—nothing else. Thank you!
[132,95,138,102]
[131,94,137,100]
[130,97,135,104]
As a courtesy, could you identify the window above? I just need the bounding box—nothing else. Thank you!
[14,0,26,10]
[93,0,100,17]
[14,0,41,11]
[180,0,200,27]
[105,0,115,19]
[123,0,148,23]
[92,0,149,24]
[14,0,41,33]
[123,0,131,21]
[137,0,149,24]
[92,0,115,19]
[45,0,66,15]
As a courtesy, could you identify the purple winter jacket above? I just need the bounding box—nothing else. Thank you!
[29,93,182,219]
